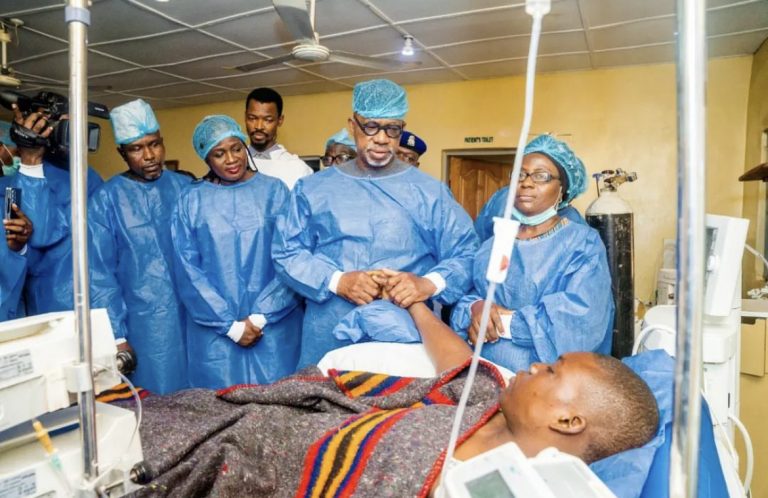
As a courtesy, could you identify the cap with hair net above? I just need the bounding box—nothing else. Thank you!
[110,99,160,145]
[524,134,587,206]
[192,115,248,161]
[352,79,408,120]
[325,128,355,149]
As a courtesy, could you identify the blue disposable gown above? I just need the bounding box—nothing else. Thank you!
[450,219,614,371]
[88,171,192,394]
[171,173,302,389]
[474,185,584,241]
[4,162,103,314]
[0,176,27,321]
[272,164,479,368]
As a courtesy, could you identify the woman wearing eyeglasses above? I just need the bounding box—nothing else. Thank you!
[450,135,614,372]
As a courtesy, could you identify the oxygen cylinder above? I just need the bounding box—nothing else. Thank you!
[586,171,636,359]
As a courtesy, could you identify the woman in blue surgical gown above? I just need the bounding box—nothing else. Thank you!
[171,115,301,389]
[450,135,614,371]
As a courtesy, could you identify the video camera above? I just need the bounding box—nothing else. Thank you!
[0,89,110,158]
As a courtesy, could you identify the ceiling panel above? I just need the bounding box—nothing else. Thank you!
[13,51,135,82]
[707,1,768,36]
[708,29,768,58]
[167,51,271,79]
[0,0,764,109]
[405,2,583,47]
[19,0,185,44]
[7,30,67,64]
[579,0,673,28]
[589,17,676,51]
[202,10,295,49]
[133,82,230,99]
[591,44,676,68]
[132,0,273,26]
[206,67,320,90]
[369,0,515,23]
[94,31,237,66]
[87,69,189,91]
[433,31,588,65]
[314,0,388,35]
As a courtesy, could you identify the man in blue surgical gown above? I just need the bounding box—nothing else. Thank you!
[451,135,614,372]
[5,99,103,314]
[272,79,479,368]
[88,99,191,394]
[172,115,302,389]
[0,194,33,321]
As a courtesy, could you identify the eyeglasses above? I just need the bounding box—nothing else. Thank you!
[519,171,560,184]
[321,153,355,166]
[353,115,404,139]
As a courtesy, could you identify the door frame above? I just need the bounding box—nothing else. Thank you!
[441,147,517,183]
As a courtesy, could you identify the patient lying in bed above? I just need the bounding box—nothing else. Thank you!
[125,303,658,497]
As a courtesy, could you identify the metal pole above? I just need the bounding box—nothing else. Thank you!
[671,0,706,496]
[67,0,98,482]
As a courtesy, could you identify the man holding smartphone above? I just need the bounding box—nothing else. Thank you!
[1,183,33,321]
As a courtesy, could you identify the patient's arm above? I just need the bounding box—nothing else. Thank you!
[409,302,472,373]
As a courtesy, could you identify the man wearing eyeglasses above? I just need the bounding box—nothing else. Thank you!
[321,128,357,167]
[273,79,478,368]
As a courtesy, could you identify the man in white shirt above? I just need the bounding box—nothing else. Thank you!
[244,87,313,189]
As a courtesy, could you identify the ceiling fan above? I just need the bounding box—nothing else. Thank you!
[0,18,111,91]
[232,0,421,73]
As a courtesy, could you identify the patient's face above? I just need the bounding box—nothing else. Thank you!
[500,352,597,430]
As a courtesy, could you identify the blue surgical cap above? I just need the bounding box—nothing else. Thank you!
[352,79,408,120]
[399,131,427,156]
[110,99,160,145]
[325,128,355,149]
[524,134,587,206]
[192,115,248,161]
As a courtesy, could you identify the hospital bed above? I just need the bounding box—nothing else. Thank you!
[319,341,742,498]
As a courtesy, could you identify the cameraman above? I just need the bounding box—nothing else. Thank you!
[0,191,33,321]
[7,100,103,314]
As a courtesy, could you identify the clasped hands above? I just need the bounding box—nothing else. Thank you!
[336,269,436,308]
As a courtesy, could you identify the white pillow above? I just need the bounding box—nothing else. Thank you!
[317,342,515,383]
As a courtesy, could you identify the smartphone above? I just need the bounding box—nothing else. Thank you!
[4,187,21,221]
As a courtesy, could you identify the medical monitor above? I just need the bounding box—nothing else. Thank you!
[703,214,749,317]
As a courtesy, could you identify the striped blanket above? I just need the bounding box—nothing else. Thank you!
[126,360,504,497]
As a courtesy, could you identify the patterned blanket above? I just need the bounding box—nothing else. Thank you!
[124,360,504,497]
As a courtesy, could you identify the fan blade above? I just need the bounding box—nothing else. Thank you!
[273,0,315,42]
[21,79,113,91]
[329,51,422,71]
[230,53,296,73]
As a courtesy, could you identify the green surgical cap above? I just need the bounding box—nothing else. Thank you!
[352,79,408,120]
[524,134,587,206]
[192,115,248,161]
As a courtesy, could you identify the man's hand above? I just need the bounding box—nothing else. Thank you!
[337,271,381,305]
[117,341,134,354]
[237,318,263,347]
[4,204,33,252]
[379,268,436,308]
[12,103,53,166]
[467,300,511,345]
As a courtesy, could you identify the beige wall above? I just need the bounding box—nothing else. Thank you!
[738,40,768,498]
[91,56,753,303]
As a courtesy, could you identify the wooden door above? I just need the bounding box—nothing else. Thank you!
[448,157,512,220]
